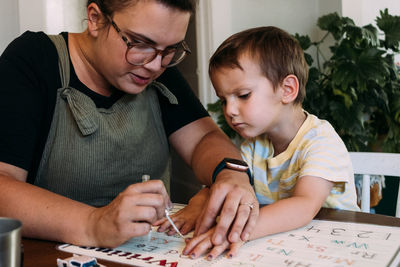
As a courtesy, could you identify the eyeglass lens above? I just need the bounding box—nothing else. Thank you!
[126,44,187,67]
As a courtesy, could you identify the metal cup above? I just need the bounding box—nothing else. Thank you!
[0,218,22,267]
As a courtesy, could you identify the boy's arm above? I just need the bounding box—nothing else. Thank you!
[249,175,333,240]
[184,176,334,260]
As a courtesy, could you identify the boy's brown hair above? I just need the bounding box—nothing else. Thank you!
[209,26,308,105]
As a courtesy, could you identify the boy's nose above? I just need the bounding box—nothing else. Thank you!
[225,101,238,117]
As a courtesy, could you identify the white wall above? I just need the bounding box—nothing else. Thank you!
[342,0,400,26]
[197,0,400,105]
[0,0,20,54]
[197,0,342,105]
[0,0,87,54]
[1,0,400,100]
[18,0,87,34]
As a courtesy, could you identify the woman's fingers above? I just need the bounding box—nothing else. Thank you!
[88,179,171,247]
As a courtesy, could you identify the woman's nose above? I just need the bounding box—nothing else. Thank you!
[143,54,163,71]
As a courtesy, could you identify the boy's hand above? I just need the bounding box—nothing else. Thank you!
[154,187,210,235]
[183,226,245,260]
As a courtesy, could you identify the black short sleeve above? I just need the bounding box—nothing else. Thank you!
[0,31,58,172]
[156,67,209,136]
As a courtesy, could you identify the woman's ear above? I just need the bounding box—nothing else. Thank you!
[87,3,104,37]
[280,75,299,104]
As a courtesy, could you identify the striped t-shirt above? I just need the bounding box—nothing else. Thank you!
[241,112,360,211]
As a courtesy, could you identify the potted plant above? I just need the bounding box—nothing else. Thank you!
[208,9,400,153]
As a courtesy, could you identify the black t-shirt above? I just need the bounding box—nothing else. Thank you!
[0,31,208,183]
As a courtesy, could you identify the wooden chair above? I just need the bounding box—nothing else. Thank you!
[349,152,400,217]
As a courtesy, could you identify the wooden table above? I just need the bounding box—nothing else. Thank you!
[22,208,400,267]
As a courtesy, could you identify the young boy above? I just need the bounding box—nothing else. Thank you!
[157,26,359,259]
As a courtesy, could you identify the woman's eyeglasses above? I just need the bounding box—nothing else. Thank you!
[110,19,191,68]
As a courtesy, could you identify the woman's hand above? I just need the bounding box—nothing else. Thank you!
[195,170,258,245]
[86,180,171,247]
[154,187,210,235]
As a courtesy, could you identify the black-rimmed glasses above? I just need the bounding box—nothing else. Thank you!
[110,19,191,68]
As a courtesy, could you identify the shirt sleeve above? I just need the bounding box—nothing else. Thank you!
[299,127,352,187]
[156,67,209,136]
[0,31,58,171]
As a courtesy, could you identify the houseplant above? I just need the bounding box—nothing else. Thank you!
[207,9,400,152]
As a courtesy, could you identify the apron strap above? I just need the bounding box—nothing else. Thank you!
[47,34,70,88]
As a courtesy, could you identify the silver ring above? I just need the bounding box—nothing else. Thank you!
[240,202,254,210]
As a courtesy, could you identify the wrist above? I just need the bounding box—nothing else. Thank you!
[212,158,253,185]
[83,207,100,246]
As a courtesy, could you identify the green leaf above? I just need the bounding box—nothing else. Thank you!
[318,13,345,40]
[362,24,379,47]
[356,47,388,81]
[333,88,353,108]
[293,33,312,50]
[209,9,400,153]
[376,8,400,50]
[304,53,314,66]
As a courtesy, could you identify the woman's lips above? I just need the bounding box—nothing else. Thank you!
[129,72,151,86]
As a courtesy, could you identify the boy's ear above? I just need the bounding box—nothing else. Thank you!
[87,3,104,37]
[280,75,299,104]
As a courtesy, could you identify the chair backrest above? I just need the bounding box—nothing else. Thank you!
[349,152,400,217]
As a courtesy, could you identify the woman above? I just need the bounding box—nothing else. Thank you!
[0,0,257,247]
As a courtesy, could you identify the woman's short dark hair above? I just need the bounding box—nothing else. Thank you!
[209,26,308,105]
[87,0,197,18]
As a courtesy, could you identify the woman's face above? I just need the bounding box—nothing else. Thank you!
[93,0,190,95]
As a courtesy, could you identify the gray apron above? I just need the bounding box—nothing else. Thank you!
[34,34,177,207]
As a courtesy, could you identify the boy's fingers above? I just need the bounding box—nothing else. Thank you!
[207,242,229,260]
[227,241,245,258]
[180,221,195,235]
[189,238,213,259]
[183,233,208,256]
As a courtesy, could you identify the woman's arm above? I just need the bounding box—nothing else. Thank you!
[169,117,258,245]
[0,161,171,247]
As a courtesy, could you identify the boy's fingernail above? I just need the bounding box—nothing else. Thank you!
[228,253,233,259]
[191,253,196,258]
[207,254,213,260]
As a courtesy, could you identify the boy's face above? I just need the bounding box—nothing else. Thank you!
[211,55,285,139]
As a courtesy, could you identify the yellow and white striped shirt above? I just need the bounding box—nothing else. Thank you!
[241,112,360,211]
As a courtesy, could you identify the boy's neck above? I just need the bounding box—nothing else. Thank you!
[270,108,307,156]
